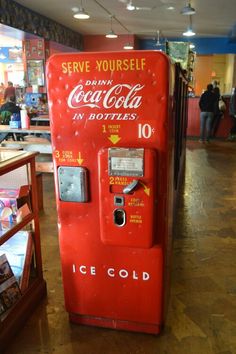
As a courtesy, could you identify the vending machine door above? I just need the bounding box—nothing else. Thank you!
[99,147,157,248]
[47,50,172,334]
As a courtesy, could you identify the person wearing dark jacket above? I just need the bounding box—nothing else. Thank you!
[211,85,224,137]
[0,96,21,142]
[199,84,218,143]
[0,96,20,115]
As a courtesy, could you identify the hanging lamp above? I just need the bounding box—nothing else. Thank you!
[127,1,135,11]
[73,0,90,19]
[180,2,196,15]
[123,43,134,50]
[183,15,196,36]
[106,16,118,38]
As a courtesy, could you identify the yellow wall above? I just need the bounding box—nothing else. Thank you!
[224,54,235,94]
[194,54,236,96]
[194,55,213,96]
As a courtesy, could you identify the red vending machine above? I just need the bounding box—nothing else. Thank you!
[47,51,176,334]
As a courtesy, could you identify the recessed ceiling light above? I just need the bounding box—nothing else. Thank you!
[167,6,175,10]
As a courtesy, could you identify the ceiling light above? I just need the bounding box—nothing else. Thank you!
[181,2,196,15]
[73,7,90,19]
[123,43,134,50]
[155,30,164,47]
[106,30,118,39]
[183,16,196,36]
[127,1,135,11]
[106,16,118,39]
[73,1,90,19]
[183,28,195,36]
[167,6,175,10]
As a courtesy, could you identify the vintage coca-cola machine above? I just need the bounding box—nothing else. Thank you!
[47,50,176,334]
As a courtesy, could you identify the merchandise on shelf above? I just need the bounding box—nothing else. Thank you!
[0,254,22,318]
[0,186,31,222]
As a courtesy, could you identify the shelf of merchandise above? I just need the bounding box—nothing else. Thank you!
[0,150,47,351]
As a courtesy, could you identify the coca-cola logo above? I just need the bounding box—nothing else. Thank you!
[68,83,144,109]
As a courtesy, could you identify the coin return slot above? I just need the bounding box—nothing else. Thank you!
[114,196,124,206]
[113,209,126,227]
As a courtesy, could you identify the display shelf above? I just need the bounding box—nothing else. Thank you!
[0,151,47,352]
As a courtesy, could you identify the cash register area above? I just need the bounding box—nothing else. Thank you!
[5,140,236,354]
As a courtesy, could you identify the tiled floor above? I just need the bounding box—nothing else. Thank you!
[6,140,236,354]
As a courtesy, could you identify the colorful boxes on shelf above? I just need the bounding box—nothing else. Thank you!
[0,186,31,222]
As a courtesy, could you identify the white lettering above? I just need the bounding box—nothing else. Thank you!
[108,268,115,277]
[85,79,113,86]
[91,266,96,275]
[103,84,143,109]
[72,113,84,120]
[88,113,137,121]
[106,267,150,281]
[79,265,86,274]
[119,269,129,278]
[68,84,103,108]
[67,83,144,110]
[143,272,150,281]
[79,265,97,275]
[78,265,150,281]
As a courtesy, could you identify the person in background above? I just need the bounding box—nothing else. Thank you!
[0,96,20,115]
[0,82,5,105]
[227,87,236,141]
[199,83,218,143]
[37,96,48,114]
[3,81,16,102]
[211,82,224,138]
[0,96,23,142]
[0,82,5,95]
[212,81,220,99]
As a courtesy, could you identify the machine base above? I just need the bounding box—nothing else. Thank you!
[69,312,162,334]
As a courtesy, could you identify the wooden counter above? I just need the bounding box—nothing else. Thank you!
[0,126,53,173]
[187,96,232,139]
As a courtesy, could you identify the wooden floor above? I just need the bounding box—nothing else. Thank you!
[6,140,236,354]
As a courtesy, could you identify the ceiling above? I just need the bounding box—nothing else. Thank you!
[1,0,236,45]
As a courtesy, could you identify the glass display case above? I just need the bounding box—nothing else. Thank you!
[0,150,47,351]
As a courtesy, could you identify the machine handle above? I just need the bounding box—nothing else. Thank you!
[123,179,139,194]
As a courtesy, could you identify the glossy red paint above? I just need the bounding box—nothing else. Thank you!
[46,51,175,334]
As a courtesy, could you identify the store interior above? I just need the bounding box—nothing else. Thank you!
[0,22,236,111]
[0,24,76,112]
[0,5,236,352]
[0,21,235,147]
